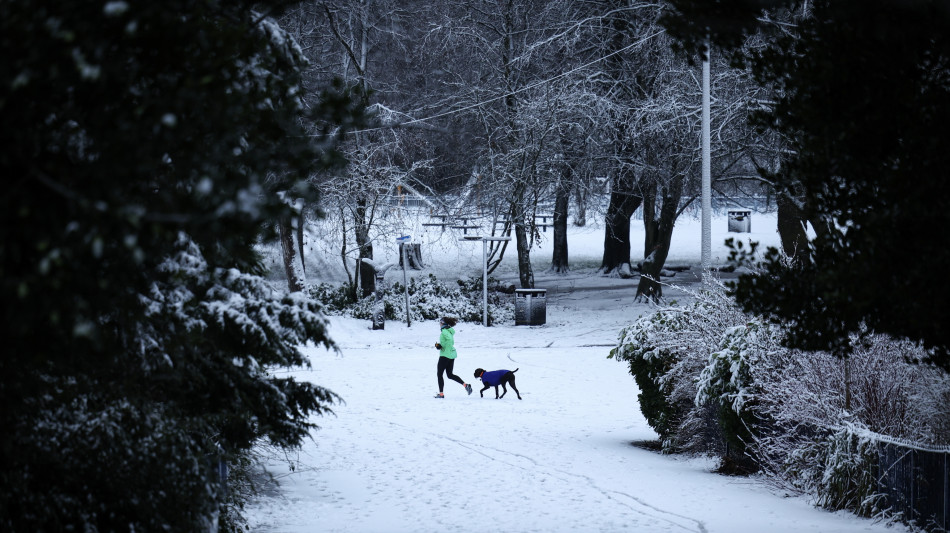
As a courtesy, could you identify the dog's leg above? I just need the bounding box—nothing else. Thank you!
[494,385,500,399]
[509,377,521,400]
[479,384,490,397]
[500,382,507,399]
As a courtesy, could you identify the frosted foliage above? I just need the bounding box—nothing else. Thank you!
[138,233,331,372]
[749,333,950,501]
[613,275,950,500]
[814,427,881,515]
[753,335,947,444]
[311,274,514,325]
[696,319,783,415]
[613,275,749,451]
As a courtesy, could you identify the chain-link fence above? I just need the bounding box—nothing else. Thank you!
[877,441,950,532]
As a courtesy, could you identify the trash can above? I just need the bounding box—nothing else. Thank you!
[514,288,546,326]
[728,209,752,233]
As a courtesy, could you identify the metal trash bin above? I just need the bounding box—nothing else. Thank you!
[728,209,752,233]
[514,288,546,326]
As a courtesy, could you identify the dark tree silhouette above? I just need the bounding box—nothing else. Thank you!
[663,0,950,370]
[0,0,359,529]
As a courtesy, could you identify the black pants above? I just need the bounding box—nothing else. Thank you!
[437,356,464,392]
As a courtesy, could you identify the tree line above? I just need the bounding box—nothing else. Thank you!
[277,0,785,302]
[283,0,950,370]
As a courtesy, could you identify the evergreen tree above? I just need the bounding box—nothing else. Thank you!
[661,0,950,370]
[0,0,359,529]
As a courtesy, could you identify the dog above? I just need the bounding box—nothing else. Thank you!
[473,368,521,400]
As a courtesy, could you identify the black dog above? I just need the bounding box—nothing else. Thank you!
[474,368,521,400]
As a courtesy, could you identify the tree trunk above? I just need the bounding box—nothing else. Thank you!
[296,204,306,277]
[600,173,642,277]
[776,193,808,262]
[600,2,640,276]
[573,185,587,227]
[550,167,571,273]
[514,220,534,289]
[642,184,658,258]
[278,214,306,293]
[354,197,376,297]
[337,206,359,301]
[636,179,682,302]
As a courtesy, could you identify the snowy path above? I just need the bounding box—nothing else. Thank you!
[246,281,903,533]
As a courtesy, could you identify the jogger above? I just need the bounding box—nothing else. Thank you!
[437,355,464,391]
[434,316,473,398]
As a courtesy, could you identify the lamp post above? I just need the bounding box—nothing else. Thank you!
[701,40,712,270]
[460,235,511,326]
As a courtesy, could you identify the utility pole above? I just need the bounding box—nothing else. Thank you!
[701,41,712,269]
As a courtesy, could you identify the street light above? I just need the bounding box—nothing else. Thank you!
[459,235,511,327]
[701,40,712,270]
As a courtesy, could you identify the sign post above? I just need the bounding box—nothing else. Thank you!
[459,235,511,326]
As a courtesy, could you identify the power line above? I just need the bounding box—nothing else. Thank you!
[332,29,665,137]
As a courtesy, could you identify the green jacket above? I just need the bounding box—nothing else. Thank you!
[438,327,457,359]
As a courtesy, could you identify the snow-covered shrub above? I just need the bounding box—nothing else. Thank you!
[746,333,950,523]
[611,308,694,449]
[307,280,356,311]
[310,274,514,325]
[613,276,950,522]
[816,426,882,516]
[750,333,949,454]
[611,276,749,453]
[696,319,786,462]
[753,424,881,517]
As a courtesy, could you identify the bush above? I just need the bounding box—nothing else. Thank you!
[611,309,694,450]
[611,277,753,454]
[309,274,514,325]
[815,427,882,517]
[746,332,950,520]
[612,276,950,524]
[696,320,781,461]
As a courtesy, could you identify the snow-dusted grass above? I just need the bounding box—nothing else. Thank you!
[246,212,906,532]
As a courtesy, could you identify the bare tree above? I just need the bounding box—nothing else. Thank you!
[426,0,551,288]
[277,193,308,292]
[282,0,438,297]
[597,0,651,277]
[430,0,632,285]
[634,37,778,301]
[275,0,784,298]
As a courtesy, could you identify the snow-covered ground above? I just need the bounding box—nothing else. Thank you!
[246,213,904,533]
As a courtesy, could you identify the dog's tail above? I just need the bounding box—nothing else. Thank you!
[512,368,519,373]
